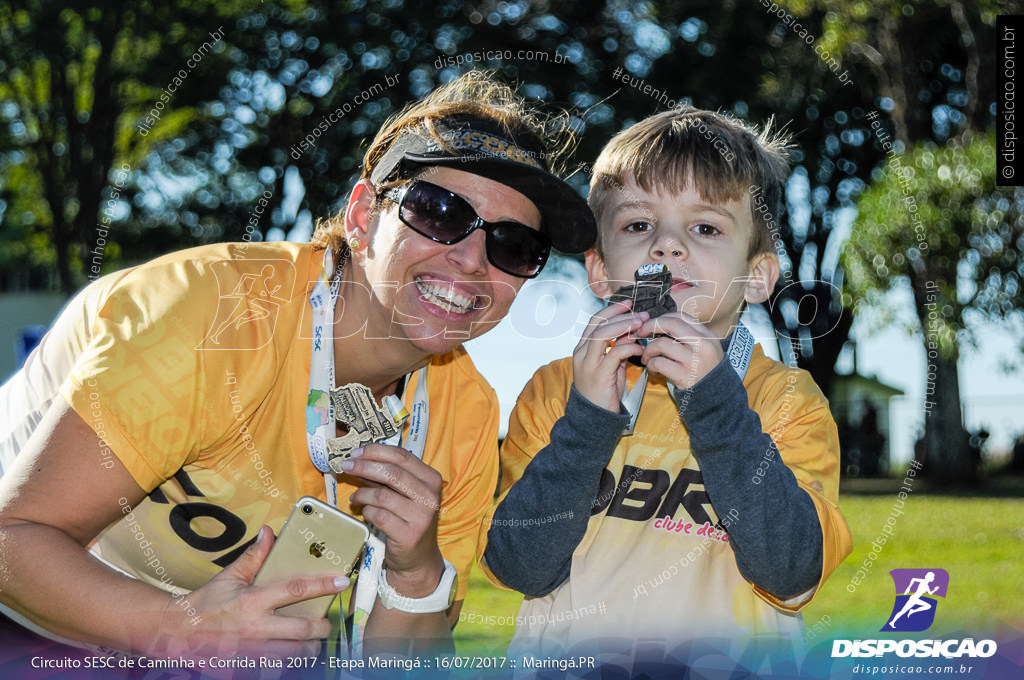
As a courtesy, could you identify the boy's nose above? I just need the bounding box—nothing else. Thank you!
[650,236,687,261]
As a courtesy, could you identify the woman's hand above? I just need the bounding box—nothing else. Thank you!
[0,397,346,662]
[339,444,456,657]
[340,444,446,594]
[158,525,349,659]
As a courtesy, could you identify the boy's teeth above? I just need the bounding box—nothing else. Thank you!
[416,278,474,314]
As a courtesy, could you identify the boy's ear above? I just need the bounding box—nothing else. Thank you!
[344,179,376,244]
[744,253,780,304]
[584,249,614,299]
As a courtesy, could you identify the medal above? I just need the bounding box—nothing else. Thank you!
[609,262,677,323]
[610,263,675,435]
[610,264,755,435]
[326,384,410,472]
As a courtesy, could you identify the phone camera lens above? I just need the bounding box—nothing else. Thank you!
[301,504,313,515]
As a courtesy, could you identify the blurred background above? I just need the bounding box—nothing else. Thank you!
[1,0,1022,654]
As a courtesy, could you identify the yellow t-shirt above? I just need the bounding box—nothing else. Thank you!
[478,349,851,654]
[8,242,497,603]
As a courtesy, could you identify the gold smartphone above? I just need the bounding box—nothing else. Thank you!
[254,496,369,618]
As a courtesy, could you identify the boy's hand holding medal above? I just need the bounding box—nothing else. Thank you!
[572,296,648,414]
[638,310,725,390]
[609,263,725,392]
[616,264,724,389]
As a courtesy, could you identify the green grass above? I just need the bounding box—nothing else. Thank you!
[453,565,525,654]
[805,494,1024,636]
[454,493,1024,654]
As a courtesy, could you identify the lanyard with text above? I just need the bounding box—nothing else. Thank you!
[305,247,430,658]
[621,323,755,434]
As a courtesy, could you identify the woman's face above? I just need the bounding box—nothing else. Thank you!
[350,166,542,356]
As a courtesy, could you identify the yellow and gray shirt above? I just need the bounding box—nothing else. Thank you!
[479,347,851,657]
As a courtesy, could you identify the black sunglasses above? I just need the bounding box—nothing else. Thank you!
[386,180,551,279]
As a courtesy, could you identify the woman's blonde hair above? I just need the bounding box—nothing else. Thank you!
[310,70,575,262]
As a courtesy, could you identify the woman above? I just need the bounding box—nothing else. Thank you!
[0,71,595,662]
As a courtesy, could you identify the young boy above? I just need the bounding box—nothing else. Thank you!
[478,108,852,668]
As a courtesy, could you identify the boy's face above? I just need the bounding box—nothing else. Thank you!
[585,173,779,339]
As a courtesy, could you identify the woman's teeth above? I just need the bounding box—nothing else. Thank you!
[416,277,475,314]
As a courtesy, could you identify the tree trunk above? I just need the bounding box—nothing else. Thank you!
[920,350,973,485]
[765,279,852,401]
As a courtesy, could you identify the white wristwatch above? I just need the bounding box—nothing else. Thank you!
[378,559,457,613]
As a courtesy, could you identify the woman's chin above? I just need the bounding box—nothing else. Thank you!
[402,327,471,355]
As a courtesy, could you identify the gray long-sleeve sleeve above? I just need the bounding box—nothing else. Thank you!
[485,354,826,601]
[676,357,823,598]
[483,387,627,597]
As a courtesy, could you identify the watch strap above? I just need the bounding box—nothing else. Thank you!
[379,559,457,614]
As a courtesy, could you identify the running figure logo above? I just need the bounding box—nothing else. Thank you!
[881,568,949,632]
[200,259,295,350]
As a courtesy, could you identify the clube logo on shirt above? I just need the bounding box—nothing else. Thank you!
[832,568,997,659]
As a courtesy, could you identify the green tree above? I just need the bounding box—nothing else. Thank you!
[844,135,1023,483]
[0,0,248,294]
[0,0,623,292]
[8,1,1012,459]
[821,0,1023,483]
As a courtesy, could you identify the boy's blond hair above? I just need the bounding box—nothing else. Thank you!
[588,107,790,259]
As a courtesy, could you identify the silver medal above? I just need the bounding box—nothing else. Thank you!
[326,383,409,473]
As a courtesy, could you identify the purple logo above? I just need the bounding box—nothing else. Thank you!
[881,568,949,632]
